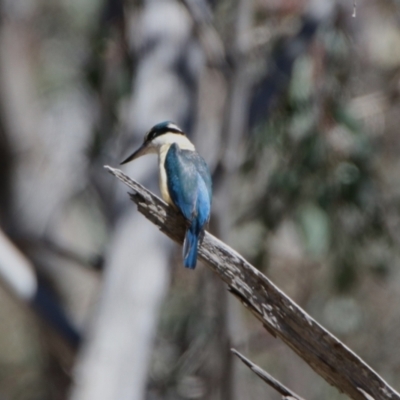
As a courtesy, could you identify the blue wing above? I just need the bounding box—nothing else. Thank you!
[164,143,211,225]
[184,151,212,203]
[164,143,212,268]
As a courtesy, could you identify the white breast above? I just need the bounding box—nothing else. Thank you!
[158,144,173,205]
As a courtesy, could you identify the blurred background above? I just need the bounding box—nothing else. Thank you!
[0,0,399,399]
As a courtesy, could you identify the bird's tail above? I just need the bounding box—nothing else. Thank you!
[183,224,201,269]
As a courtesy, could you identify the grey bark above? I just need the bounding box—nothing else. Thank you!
[105,165,400,400]
[231,349,305,400]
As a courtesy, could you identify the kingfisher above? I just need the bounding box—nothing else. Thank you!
[121,121,212,269]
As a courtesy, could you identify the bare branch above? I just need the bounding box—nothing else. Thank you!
[231,348,305,400]
[105,165,400,400]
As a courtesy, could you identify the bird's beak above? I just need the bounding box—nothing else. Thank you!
[120,142,149,165]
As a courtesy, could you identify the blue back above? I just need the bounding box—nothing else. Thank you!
[164,143,212,229]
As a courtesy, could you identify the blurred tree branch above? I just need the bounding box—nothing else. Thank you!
[231,349,305,400]
[179,0,227,69]
[105,165,400,400]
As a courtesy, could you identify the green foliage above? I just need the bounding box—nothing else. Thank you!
[297,203,330,258]
[243,25,394,291]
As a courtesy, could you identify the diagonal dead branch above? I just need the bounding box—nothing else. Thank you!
[105,165,400,400]
[231,348,305,400]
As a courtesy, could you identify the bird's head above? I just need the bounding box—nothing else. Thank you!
[121,121,194,165]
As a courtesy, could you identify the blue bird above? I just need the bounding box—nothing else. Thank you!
[121,121,212,269]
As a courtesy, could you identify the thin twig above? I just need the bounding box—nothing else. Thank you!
[352,0,357,18]
[231,349,305,400]
[105,165,400,400]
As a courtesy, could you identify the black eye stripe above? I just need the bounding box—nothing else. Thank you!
[167,128,184,134]
[146,126,184,141]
